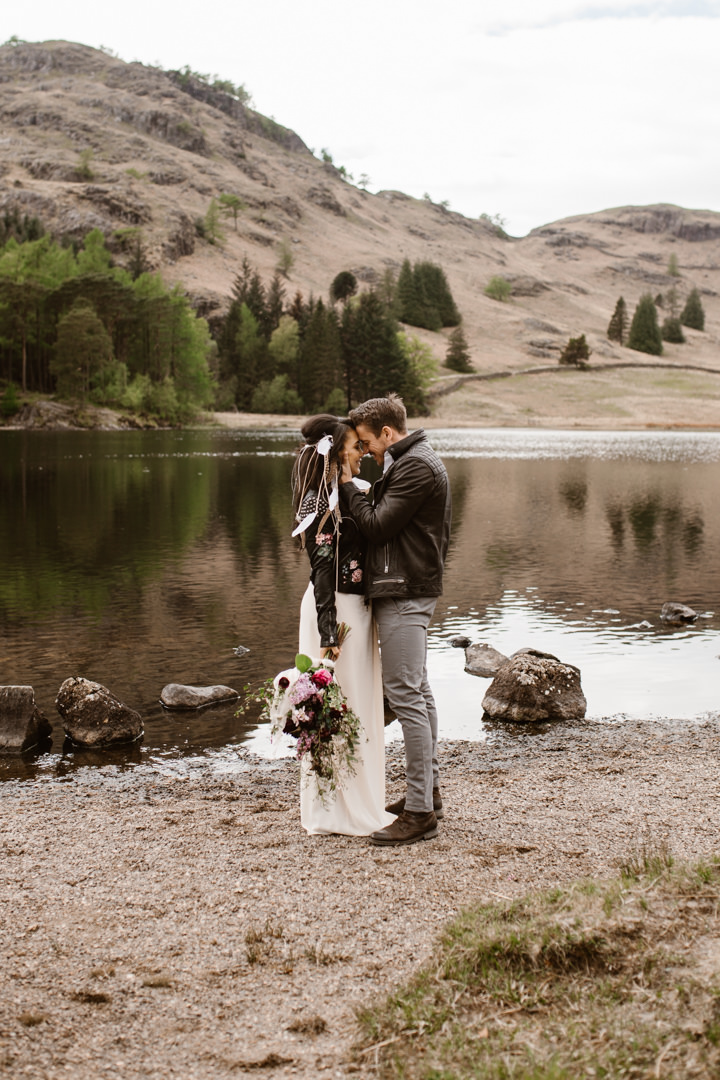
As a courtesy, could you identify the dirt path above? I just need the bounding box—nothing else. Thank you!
[1,719,719,1078]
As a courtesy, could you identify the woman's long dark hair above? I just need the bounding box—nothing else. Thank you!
[291,414,353,519]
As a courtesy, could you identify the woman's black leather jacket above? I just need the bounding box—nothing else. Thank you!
[299,491,366,648]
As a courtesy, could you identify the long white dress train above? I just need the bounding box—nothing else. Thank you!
[299,584,395,836]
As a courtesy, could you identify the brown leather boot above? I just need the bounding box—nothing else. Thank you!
[386,788,444,820]
[370,810,438,846]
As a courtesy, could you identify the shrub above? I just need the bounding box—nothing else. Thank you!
[559,334,591,367]
[484,276,511,302]
[661,317,685,344]
[329,271,358,305]
[322,387,347,414]
[681,288,705,331]
[143,376,180,422]
[0,382,20,418]
[74,148,95,181]
[121,373,152,412]
[250,375,303,414]
[667,252,680,277]
[628,294,663,355]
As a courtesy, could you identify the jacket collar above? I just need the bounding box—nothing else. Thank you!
[388,429,426,463]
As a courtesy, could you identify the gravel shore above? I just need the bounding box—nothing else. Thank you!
[2,718,719,1079]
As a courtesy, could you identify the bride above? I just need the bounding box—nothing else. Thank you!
[291,414,394,836]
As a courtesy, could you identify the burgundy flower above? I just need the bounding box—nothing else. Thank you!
[278,676,290,689]
[311,668,333,688]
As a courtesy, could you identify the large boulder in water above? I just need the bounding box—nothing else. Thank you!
[0,685,52,753]
[482,648,587,723]
[56,677,143,747]
[464,643,509,678]
[160,683,239,709]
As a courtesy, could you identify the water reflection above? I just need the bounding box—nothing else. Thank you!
[1,427,719,780]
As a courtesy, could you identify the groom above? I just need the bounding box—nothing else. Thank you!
[339,394,451,846]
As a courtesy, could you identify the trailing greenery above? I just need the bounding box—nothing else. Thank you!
[627,293,663,356]
[354,851,720,1079]
[681,287,705,331]
[607,296,627,345]
[0,229,215,421]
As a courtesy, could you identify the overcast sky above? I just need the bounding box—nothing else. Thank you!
[4,1,720,235]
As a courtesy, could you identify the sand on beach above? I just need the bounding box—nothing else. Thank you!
[2,719,718,1078]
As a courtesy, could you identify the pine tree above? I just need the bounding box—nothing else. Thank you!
[341,291,424,412]
[445,325,472,372]
[396,259,425,328]
[297,299,341,410]
[415,261,460,326]
[607,297,628,345]
[627,294,663,356]
[661,317,685,343]
[681,287,705,331]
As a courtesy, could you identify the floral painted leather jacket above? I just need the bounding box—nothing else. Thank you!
[299,491,366,648]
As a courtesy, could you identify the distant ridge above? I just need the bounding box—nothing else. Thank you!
[1,39,719,407]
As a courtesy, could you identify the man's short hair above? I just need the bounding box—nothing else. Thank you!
[349,393,408,437]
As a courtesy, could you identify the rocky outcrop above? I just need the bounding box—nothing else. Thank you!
[506,275,549,297]
[305,186,346,217]
[78,186,151,225]
[464,643,509,678]
[660,602,698,626]
[482,649,586,723]
[0,686,52,753]
[56,678,143,747]
[160,684,239,710]
[600,205,720,242]
[163,210,195,260]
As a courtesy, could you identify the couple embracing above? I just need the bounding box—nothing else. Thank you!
[291,394,451,846]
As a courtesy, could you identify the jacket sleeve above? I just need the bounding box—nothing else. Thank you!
[305,530,338,648]
[339,458,435,543]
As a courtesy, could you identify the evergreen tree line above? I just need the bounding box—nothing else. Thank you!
[215,260,446,415]
[396,259,461,331]
[608,289,706,356]
[0,230,214,420]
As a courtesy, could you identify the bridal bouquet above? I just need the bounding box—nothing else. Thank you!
[241,625,361,804]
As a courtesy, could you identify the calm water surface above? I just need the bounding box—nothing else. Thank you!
[1,427,718,781]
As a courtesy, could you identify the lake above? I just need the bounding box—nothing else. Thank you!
[1,427,718,781]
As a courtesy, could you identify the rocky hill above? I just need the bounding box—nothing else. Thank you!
[2,39,719,426]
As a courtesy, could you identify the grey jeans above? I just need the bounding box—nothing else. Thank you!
[373,596,439,813]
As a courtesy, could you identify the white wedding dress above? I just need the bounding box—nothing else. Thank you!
[299,583,395,836]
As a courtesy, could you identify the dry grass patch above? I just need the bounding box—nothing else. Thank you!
[354,850,720,1078]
